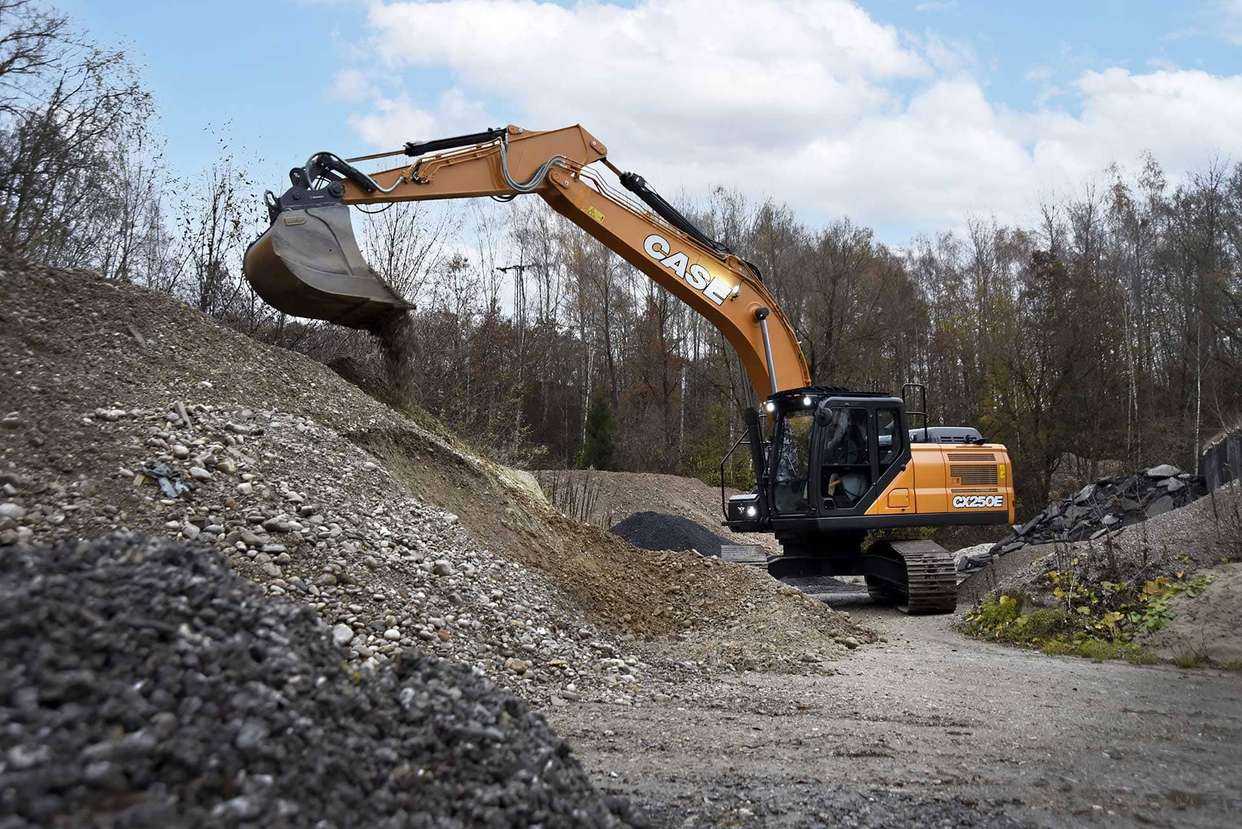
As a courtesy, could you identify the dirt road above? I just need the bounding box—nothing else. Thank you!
[551,604,1242,827]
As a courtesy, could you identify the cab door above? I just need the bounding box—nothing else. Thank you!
[815,404,873,513]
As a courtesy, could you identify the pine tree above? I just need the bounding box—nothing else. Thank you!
[579,393,618,470]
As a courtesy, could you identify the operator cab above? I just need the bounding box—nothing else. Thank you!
[725,387,910,531]
[770,390,907,517]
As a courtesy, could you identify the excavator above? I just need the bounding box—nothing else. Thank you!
[243,124,1014,613]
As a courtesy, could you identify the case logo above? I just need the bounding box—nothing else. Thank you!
[643,234,733,305]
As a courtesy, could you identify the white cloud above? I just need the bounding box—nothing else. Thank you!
[347,87,490,147]
[329,68,377,101]
[333,0,1242,237]
[1219,0,1242,43]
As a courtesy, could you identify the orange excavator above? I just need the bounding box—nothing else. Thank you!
[244,124,1014,613]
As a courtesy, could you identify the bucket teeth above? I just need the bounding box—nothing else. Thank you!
[243,203,412,332]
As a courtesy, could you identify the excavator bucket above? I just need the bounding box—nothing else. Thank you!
[243,203,412,331]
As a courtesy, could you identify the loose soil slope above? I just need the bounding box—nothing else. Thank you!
[0,255,869,698]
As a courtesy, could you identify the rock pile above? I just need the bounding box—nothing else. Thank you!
[0,400,645,703]
[609,511,731,557]
[0,535,632,827]
[958,464,1206,574]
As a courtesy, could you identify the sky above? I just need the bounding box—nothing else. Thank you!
[63,0,1242,245]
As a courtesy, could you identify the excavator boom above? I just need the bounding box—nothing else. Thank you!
[243,124,810,398]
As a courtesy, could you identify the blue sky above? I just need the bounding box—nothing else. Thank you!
[63,1,1242,243]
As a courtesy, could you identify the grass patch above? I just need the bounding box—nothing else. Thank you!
[1041,638,1158,665]
[965,594,1157,665]
[965,565,1215,667]
[1172,651,1209,669]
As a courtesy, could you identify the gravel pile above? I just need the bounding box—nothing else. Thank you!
[0,397,644,703]
[0,255,871,701]
[0,535,632,828]
[609,512,731,557]
[958,464,1206,575]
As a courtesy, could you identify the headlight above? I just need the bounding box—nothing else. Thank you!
[764,401,776,413]
[745,505,757,518]
[802,395,812,407]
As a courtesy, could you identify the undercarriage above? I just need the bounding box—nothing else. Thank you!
[765,533,957,615]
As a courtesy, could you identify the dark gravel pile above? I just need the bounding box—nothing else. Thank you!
[0,535,632,828]
[961,464,1207,574]
[609,512,730,557]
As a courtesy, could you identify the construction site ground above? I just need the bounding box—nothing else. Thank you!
[555,605,1242,828]
[3,260,1241,827]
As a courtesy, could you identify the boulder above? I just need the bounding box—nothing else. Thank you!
[1145,495,1174,518]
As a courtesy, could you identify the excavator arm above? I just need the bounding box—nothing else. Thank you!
[243,124,810,399]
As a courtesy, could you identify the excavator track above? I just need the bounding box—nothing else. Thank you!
[863,539,957,615]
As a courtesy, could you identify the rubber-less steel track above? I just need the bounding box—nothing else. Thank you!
[863,539,958,615]
[894,542,958,614]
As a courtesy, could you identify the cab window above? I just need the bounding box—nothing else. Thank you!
[877,407,902,472]
[773,410,813,514]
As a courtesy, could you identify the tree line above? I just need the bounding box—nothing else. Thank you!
[3,0,1239,518]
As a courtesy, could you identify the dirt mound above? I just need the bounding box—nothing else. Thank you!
[1140,562,1242,666]
[535,469,780,554]
[0,535,629,827]
[0,254,871,689]
[610,511,730,557]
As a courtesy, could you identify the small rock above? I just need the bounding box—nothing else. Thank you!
[1,412,23,430]
[384,628,402,641]
[505,657,529,675]
[182,523,202,540]
[1145,464,1182,478]
[7,744,50,770]
[0,502,26,521]
[237,481,254,495]
[332,624,354,647]
[431,560,456,577]
[171,444,190,459]
[188,467,212,481]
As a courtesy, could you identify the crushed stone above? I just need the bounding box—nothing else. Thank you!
[610,511,731,557]
[0,535,633,828]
